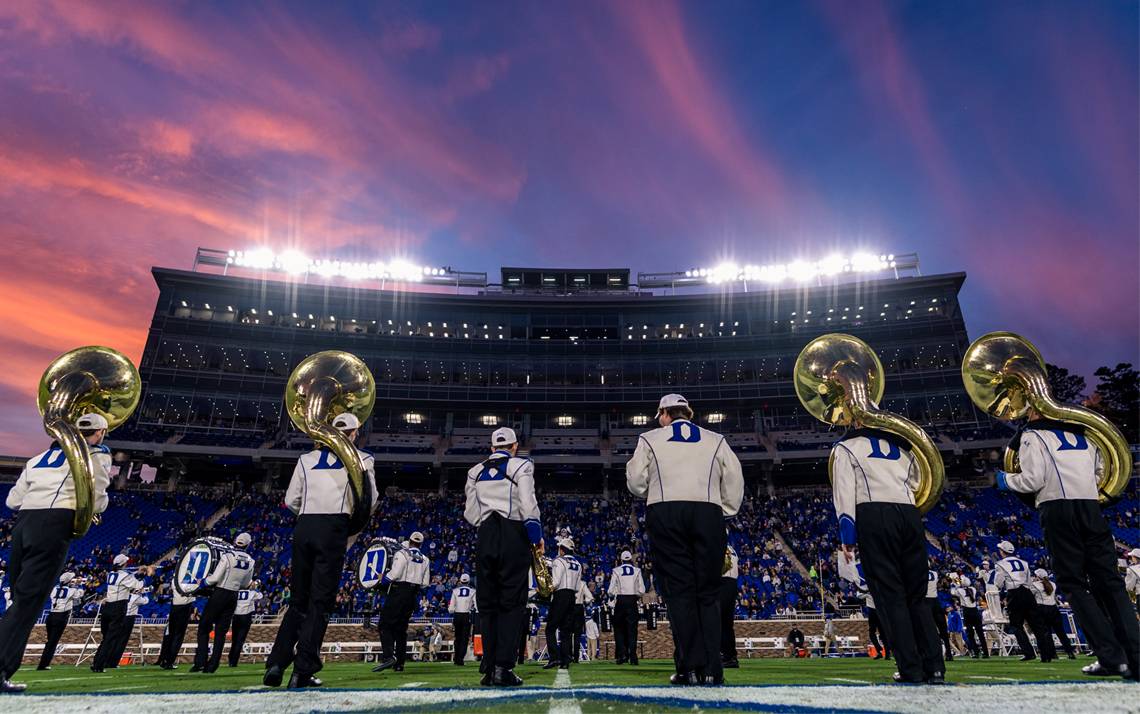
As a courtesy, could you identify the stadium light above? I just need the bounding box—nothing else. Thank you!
[204,247,487,287]
[640,252,914,289]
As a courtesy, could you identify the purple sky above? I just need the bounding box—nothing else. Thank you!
[0,1,1136,454]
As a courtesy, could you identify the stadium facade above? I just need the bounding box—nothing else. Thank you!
[106,250,1007,491]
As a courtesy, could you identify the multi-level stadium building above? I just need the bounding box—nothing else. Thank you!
[107,249,1009,491]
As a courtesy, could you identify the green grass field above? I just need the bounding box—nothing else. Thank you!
[10,655,1103,692]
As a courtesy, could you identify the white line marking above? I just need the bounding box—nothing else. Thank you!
[549,667,582,714]
[967,675,1019,682]
[399,681,428,688]
[94,685,150,692]
[825,677,869,684]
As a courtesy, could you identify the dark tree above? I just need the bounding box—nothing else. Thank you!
[1046,363,1086,404]
[1089,363,1139,443]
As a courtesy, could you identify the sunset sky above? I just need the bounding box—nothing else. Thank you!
[0,1,1136,455]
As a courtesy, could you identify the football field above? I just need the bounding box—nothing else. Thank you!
[4,657,1136,713]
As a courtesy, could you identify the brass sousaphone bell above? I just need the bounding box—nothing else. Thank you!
[793,334,945,514]
[37,346,141,537]
[961,332,1132,504]
[286,350,376,535]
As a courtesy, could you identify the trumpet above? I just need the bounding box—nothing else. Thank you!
[793,334,945,513]
[961,332,1132,503]
[37,347,141,537]
[286,351,376,535]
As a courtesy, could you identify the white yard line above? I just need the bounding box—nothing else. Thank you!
[94,685,150,692]
[399,681,428,688]
[549,667,583,714]
[967,675,1019,682]
[826,677,870,684]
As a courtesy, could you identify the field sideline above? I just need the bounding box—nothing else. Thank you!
[4,657,1136,713]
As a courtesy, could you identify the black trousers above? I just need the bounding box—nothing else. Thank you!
[928,598,952,657]
[719,578,738,661]
[866,607,890,657]
[962,607,985,656]
[109,614,138,665]
[453,612,472,664]
[195,589,238,670]
[1006,587,1052,659]
[646,501,725,679]
[268,514,348,677]
[613,596,640,663]
[474,514,530,670]
[381,583,418,664]
[0,509,73,677]
[1040,499,1139,673]
[856,502,943,681]
[517,611,530,664]
[93,600,128,670]
[547,590,576,664]
[229,613,253,666]
[1038,605,1075,656]
[37,611,71,669]
[159,603,193,666]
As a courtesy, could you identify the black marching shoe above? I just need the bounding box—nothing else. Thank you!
[615,658,627,665]
[480,669,493,686]
[492,666,523,687]
[371,657,397,673]
[670,671,698,686]
[1082,662,1121,677]
[1018,655,1036,662]
[629,658,639,666]
[393,664,404,672]
[287,672,323,689]
[927,672,945,685]
[722,658,740,669]
[89,666,104,673]
[188,665,203,673]
[704,674,725,686]
[1,673,27,694]
[542,659,561,670]
[36,666,50,671]
[263,665,283,687]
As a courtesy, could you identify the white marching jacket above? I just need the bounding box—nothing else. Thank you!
[449,585,476,613]
[7,444,112,513]
[551,555,583,593]
[608,564,646,596]
[286,447,379,516]
[206,550,255,592]
[999,422,1102,507]
[390,548,430,587]
[830,428,919,546]
[625,420,744,515]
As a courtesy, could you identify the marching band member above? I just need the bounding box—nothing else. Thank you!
[990,541,1053,662]
[265,413,377,689]
[858,577,891,660]
[996,414,1139,679]
[463,427,542,687]
[949,573,987,658]
[158,575,197,669]
[720,542,740,669]
[449,574,476,666]
[830,421,943,684]
[192,533,254,673]
[608,551,645,665]
[229,580,263,667]
[0,414,111,692]
[1032,569,1076,660]
[92,554,144,672]
[573,579,593,663]
[926,570,953,661]
[373,532,430,673]
[543,538,582,669]
[109,588,149,666]
[1126,549,1140,618]
[36,572,84,670]
[626,394,744,686]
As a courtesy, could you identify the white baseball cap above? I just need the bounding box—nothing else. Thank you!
[332,413,360,430]
[113,554,130,567]
[620,550,632,562]
[77,413,109,430]
[1033,568,1048,579]
[997,541,1015,554]
[1128,548,1140,559]
[59,572,75,584]
[460,573,470,584]
[234,532,252,548]
[657,394,689,410]
[410,531,424,545]
[492,427,517,447]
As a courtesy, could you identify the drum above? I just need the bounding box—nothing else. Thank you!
[174,537,235,596]
[357,537,399,589]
